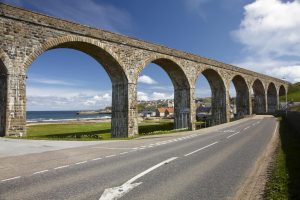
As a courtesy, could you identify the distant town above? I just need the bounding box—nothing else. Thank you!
[137,97,235,121]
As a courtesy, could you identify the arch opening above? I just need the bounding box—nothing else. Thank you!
[137,58,191,133]
[230,75,250,120]
[0,59,7,137]
[195,74,212,129]
[196,69,227,126]
[279,85,287,110]
[267,82,277,113]
[252,79,266,114]
[26,41,129,138]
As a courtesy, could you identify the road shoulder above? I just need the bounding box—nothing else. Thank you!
[233,118,279,200]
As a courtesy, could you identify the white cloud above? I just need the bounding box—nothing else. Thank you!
[195,88,211,98]
[149,85,173,91]
[232,0,300,83]
[26,86,104,98]
[137,91,173,101]
[83,93,111,106]
[152,92,173,100]
[28,77,77,86]
[138,75,157,85]
[3,0,131,32]
[137,91,149,101]
[267,65,300,83]
[233,0,300,57]
[26,86,112,110]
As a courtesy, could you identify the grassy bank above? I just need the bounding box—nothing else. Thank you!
[280,82,300,102]
[265,117,300,199]
[24,121,178,140]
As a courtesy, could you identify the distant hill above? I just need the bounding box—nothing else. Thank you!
[280,82,300,102]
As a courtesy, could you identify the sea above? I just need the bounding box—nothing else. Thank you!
[27,111,111,123]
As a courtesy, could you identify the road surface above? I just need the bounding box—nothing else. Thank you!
[0,115,278,200]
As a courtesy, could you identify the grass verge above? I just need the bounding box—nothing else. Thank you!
[264,117,300,200]
[17,121,178,140]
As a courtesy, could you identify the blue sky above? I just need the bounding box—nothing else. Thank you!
[2,0,300,111]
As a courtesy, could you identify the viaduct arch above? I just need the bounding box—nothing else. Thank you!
[0,3,289,137]
[231,75,250,119]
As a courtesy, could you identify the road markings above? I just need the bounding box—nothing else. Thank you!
[99,157,178,200]
[54,165,70,170]
[222,130,235,133]
[226,131,240,139]
[92,157,103,161]
[105,155,116,158]
[184,142,219,157]
[92,147,136,150]
[33,170,49,175]
[1,176,21,182]
[120,152,128,155]
[75,161,87,165]
[273,121,279,137]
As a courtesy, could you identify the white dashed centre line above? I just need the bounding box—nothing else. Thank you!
[184,141,219,157]
[226,131,240,139]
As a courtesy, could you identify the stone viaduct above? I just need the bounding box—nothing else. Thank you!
[0,3,289,138]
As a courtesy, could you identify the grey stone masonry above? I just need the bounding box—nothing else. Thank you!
[0,3,289,137]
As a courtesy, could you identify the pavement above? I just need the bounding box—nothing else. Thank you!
[0,138,115,158]
[0,115,278,200]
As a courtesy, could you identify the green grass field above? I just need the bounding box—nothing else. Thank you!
[25,121,178,140]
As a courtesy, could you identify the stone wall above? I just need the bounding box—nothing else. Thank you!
[0,3,289,137]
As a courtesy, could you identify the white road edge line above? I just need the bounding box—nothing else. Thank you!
[54,165,70,170]
[75,161,87,165]
[1,176,21,182]
[184,142,219,157]
[106,155,116,158]
[92,157,102,161]
[99,157,178,200]
[33,170,49,175]
[226,131,240,139]
[273,121,279,137]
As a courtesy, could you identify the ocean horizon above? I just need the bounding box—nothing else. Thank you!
[27,110,111,123]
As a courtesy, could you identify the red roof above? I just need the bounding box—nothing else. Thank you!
[165,107,174,113]
[156,108,166,113]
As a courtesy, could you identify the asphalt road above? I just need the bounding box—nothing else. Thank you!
[0,116,278,200]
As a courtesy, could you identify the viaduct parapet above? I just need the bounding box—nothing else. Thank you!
[0,3,289,137]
